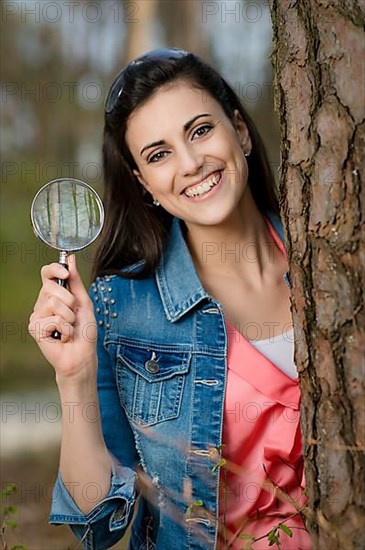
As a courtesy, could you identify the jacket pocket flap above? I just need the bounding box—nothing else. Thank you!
[117,345,191,383]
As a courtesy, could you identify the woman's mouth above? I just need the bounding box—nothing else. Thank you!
[182,171,222,200]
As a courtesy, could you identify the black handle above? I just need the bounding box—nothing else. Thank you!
[52,261,69,340]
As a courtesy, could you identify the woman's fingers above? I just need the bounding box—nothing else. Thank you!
[28,258,98,381]
[40,262,70,286]
[28,314,74,343]
[30,294,76,327]
[39,256,92,312]
[66,254,93,307]
[32,256,96,341]
[33,280,76,319]
[32,256,96,340]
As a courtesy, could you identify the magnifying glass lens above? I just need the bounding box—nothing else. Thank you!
[31,179,104,339]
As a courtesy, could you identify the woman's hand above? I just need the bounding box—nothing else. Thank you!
[28,254,97,385]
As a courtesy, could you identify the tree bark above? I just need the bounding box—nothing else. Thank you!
[269,1,365,548]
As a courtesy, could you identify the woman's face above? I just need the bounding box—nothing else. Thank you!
[125,80,252,228]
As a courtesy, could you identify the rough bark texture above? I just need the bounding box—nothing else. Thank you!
[269,1,365,548]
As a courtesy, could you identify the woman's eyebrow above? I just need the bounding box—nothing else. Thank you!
[140,113,211,156]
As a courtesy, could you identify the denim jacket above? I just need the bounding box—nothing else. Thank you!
[49,211,291,549]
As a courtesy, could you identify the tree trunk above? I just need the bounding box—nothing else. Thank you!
[269,1,365,548]
[123,0,212,66]
[157,0,212,61]
[123,0,159,62]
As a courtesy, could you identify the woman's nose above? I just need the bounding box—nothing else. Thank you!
[176,144,204,176]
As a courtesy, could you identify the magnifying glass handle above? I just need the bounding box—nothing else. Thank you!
[52,252,68,340]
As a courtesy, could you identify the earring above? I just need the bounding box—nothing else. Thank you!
[244,150,251,157]
[153,197,160,206]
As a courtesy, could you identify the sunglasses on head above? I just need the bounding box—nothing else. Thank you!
[104,47,190,115]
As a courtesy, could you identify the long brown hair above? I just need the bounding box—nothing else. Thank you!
[91,51,279,282]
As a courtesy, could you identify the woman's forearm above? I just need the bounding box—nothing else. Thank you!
[57,373,112,515]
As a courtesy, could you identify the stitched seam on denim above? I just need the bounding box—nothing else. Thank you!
[110,340,224,357]
[186,347,197,548]
[117,377,186,427]
[156,265,209,321]
[117,348,191,375]
[107,337,194,352]
[214,304,228,550]
[121,258,146,274]
[115,350,188,427]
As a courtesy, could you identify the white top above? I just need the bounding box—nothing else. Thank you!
[249,329,297,379]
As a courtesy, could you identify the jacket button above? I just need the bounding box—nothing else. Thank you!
[145,360,159,374]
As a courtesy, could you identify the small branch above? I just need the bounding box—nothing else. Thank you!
[307,438,365,451]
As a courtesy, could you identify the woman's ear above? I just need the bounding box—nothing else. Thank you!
[133,169,151,194]
[233,109,252,153]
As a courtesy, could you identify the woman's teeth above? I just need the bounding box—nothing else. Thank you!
[184,173,221,197]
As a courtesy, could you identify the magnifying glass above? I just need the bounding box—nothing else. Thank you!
[31,178,104,339]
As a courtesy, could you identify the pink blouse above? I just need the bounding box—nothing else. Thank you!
[217,218,312,549]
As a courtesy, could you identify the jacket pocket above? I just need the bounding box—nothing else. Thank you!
[116,343,191,427]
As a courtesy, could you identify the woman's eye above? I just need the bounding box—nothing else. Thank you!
[192,124,213,139]
[148,151,168,163]
[147,124,213,163]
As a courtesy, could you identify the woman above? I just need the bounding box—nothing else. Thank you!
[28,48,311,549]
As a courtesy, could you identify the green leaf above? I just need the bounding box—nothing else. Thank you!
[6,504,17,514]
[6,518,18,529]
[3,483,17,497]
[185,499,204,517]
[268,528,279,546]
[279,523,293,537]
[211,458,227,472]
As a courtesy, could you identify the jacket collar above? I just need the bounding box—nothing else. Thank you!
[155,211,286,322]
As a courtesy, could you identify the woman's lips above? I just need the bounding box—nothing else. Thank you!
[181,171,223,202]
[180,171,222,195]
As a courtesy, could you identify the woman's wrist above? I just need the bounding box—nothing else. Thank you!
[56,365,98,403]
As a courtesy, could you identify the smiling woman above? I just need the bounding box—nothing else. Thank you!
[28,48,312,550]
[126,83,251,225]
[94,48,279,282]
